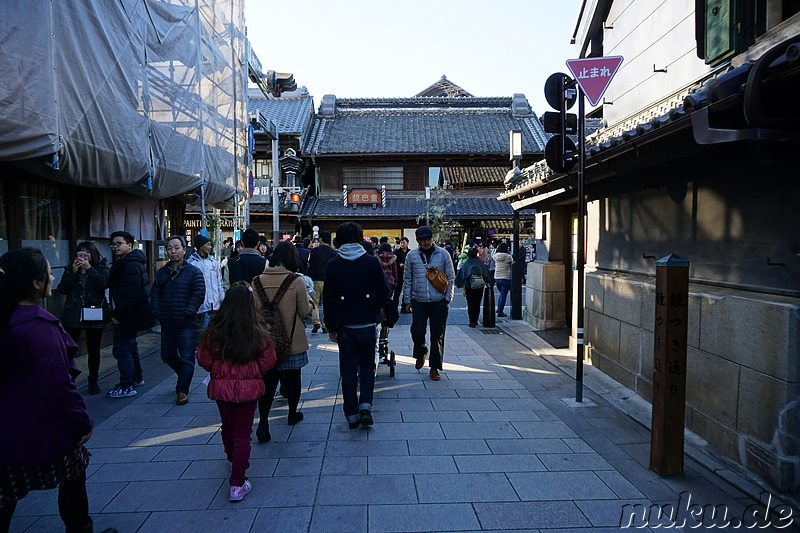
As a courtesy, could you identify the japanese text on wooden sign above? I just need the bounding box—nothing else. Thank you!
[348,188,380,205]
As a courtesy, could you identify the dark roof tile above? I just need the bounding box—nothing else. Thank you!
[248,96,314,135]
[300,195,518,219]
[304,96,548,155]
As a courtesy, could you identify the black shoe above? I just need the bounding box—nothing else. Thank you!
[348,420,360,429]
[87,376,101,395]
[468,322,477,328]
[255,426,271,443]
[359,410,373,427]
[497,311,507,317]
[288,412,304,426]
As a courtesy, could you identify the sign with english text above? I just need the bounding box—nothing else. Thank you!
[565,56,623,106]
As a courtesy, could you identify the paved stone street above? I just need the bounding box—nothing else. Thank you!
[9,299,798,532]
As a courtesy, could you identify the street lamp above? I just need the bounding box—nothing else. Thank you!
[509,130,523,169]
[509,130,523,320]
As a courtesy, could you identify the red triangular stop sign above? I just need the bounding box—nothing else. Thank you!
[565,56,624,107]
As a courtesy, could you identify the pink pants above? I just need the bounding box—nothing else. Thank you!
[216,400,258,486]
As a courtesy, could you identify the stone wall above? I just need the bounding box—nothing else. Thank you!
[585,270,800,491]
[525,261,567,330]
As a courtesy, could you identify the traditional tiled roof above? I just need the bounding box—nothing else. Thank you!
[415,76,474,97]
[300,195,523,219]
[248,96,314,135]
[304,95,548,156]
[442,167,507,188]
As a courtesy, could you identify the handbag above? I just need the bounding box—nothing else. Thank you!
[421,252,448,293]
[468,273,485,290]
[81,306,104,322]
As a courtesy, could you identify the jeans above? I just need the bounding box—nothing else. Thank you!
[410,299,449,370]
[337,325,377,420]
[112,332,142,387]
[495,279,511,313]
[216,400,258,487]
[160,325,197,394]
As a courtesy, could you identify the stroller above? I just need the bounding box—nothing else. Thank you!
[375,299,399,377]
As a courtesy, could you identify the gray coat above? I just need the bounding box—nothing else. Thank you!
[402,245,455,303]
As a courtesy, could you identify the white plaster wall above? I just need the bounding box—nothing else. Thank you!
[600,0,713,125]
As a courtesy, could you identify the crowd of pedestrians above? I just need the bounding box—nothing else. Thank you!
[0,223,522,522]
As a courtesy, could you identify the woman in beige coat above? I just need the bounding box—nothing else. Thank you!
[253,241,312,443]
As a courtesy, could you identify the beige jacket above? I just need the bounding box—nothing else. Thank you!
[254,266,312,356]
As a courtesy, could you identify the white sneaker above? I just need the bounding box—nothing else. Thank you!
[107,386,137,398]
[229,480,251,502]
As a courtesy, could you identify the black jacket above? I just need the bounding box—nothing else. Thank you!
[227,250,267,285]
[108,250,156,336]
[306,244,337,281]
[151,262,205,329]
[323,253,391,334]
[295,244,310,275]
[55,261,110,329]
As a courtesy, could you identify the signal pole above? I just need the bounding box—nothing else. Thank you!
[575,88,586,403]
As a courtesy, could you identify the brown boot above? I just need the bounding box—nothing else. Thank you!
[429,368,440,381]
[414,347,428,370]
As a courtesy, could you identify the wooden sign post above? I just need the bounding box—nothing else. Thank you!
[650,254,690,476]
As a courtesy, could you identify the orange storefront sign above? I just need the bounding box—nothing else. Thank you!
[348,188,380,204]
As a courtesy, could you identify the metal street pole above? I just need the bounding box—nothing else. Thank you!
[271,137,280,246]
[575,87,586,403]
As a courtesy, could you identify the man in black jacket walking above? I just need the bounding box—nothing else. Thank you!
[107,231,156,398]
[324,222,391,429]
[307,229,337,333]
[224,228,267,289]
[152,235,205,405]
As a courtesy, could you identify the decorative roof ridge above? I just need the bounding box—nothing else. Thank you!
[337,97,512,107]
[336,108,513,116]
[249,95,312,101]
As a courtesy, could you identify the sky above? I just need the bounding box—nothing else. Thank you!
[244,0,583,116]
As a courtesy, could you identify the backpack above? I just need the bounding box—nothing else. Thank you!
[468,273,486,290]
[252,274,298,363]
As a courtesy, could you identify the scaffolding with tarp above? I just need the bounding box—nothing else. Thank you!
[0,0,248,239]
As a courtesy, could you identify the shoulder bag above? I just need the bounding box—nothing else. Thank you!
[421,252,448,294]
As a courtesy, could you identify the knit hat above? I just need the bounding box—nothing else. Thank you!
[194,235,211,249]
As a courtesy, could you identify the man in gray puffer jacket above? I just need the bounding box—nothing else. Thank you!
[402,226,455,380]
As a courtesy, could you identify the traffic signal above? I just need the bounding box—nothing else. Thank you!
[543,72,579,173]
[284,192,301,213]
[265,70,297,97]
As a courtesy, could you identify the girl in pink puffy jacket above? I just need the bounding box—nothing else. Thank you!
[197,282,276,502]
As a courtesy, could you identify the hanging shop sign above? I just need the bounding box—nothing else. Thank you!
[348,188,381,205]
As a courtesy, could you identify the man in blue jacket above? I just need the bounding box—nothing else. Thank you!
[323,222,391,429]
[107,231,156,398]
[403,226,455,381]
[151,235,205,405]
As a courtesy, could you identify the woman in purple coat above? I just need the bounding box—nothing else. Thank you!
[0,248,116,533]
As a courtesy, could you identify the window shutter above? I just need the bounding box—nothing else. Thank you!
[705,0,736,65]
